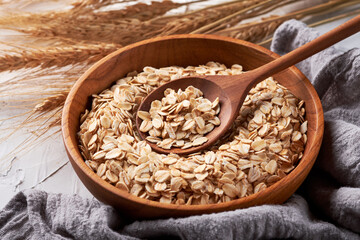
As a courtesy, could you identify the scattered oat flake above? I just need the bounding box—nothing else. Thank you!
[192,137,208,146]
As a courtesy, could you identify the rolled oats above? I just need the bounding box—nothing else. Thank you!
[78,61,307,205]
[139,86,220,149]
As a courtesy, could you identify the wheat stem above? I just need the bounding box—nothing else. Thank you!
[191,0,285,34]
[204,0,297,34]
[310,9,360,28]
[257,4,360,46]
[217,0,351,35]
[0,42,119,72]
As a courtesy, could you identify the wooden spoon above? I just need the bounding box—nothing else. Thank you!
[136,15,360,155]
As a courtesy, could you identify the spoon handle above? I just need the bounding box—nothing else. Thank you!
[250,15,360,84]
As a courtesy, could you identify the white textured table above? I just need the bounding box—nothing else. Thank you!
[1,1,360,209]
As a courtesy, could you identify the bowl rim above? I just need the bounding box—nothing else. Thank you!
[62,34,324,212]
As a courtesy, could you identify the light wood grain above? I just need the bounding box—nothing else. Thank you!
[62,34,324,219]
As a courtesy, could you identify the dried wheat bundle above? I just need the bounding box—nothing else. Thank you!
[1,0,284,45]
[0,1,194,46]
[0,0,182,27]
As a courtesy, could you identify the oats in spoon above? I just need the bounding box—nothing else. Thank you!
[138,86,221,149]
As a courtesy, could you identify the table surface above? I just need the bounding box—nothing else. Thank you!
[1,1,360,209]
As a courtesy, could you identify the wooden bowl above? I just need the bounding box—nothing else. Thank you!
[62,34,324,219]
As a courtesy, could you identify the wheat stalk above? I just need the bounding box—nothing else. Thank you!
[0,42,120,72]
[190,0,292,34]
[309,8,360,28]
[5,17,148,45]
[146,0,272,37]
[258,7,360,46]
[218,0,358,34]
[33,92,68,113]
[230,18,283,43]
[213,0,359,43]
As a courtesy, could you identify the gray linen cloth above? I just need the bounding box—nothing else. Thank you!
[1,20,360,239]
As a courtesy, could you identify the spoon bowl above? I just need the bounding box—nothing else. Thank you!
[136,75,233,154]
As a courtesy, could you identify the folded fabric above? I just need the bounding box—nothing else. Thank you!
[1,20,360,239]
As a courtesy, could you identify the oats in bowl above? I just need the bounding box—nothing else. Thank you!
[77,61,307,205]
